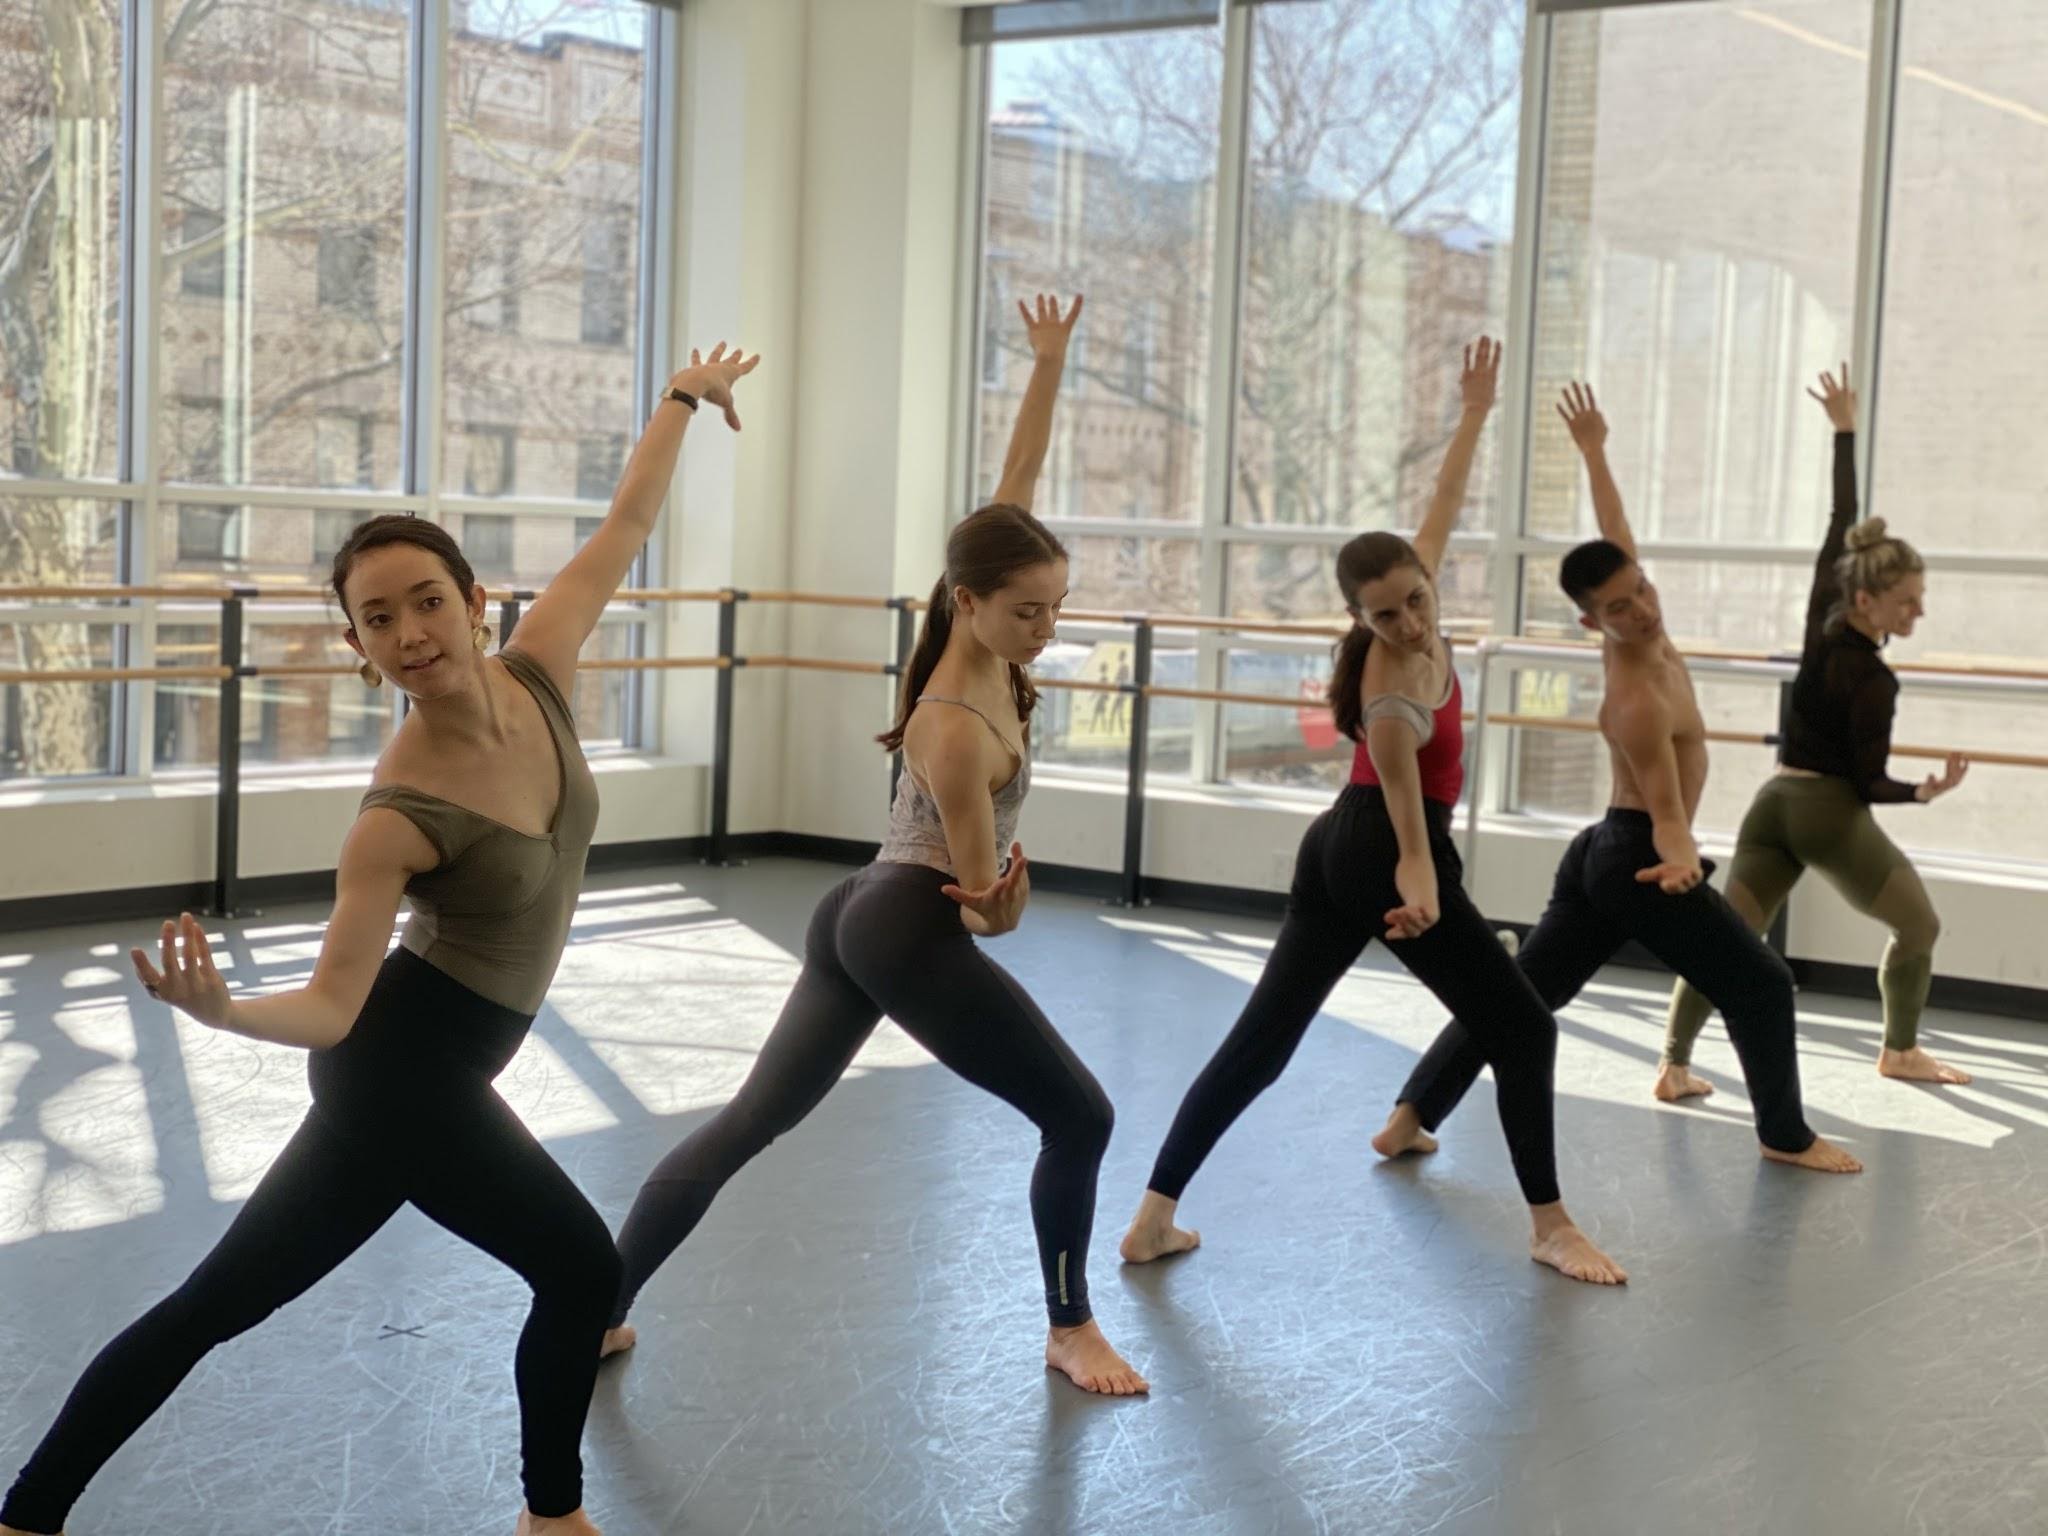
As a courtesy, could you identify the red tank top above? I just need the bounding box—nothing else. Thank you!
[1349,668,1465,807]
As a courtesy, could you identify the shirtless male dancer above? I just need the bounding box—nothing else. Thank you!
[1375,382,1862,1176]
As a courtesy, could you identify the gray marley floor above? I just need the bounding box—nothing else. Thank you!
[2,857,2045,1535]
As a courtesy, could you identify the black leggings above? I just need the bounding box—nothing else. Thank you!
[1147,785,1563,1208]
[0,951,620,1534]
[1399,808,1816,1155]
[612,861,1114,1329]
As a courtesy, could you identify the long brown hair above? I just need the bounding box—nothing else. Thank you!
[878,503,1067,752]
[330,514,480,626]
[1326,530,1428,742]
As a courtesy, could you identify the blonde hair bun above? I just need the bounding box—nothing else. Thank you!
[1845,516,1891,552]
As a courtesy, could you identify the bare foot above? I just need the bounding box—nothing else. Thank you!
[1045,1319,1148,1396]
[1529,1222,1628,1286]
[1371,1103,1439,1159]
[1878,1046,1972,1085]
[1761,1135,1863,1174]
[1120,1190,1200,1264]
[515,1508,603,1536]
[599,1324,636,1360]
[1652,1061,1715,1101]
[1,1525,61,1535]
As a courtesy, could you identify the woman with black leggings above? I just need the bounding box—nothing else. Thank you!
[0,344,759,1536]
[606,296,1146,1396]
[1120,339,1625,1286]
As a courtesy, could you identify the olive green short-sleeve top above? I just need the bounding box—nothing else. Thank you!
[357,647,599,1014]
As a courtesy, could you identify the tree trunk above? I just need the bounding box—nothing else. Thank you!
[3,0,118,776]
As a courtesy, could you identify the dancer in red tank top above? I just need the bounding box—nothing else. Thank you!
[1121,338,1625,1286]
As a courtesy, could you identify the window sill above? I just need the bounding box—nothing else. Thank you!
[1028,770,2048,892]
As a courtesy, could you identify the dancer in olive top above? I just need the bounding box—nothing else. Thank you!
[0,344,759,1536]
[607,296,1149,1395]
[1122,339,1627,1285]
[1660,367,1971,1093]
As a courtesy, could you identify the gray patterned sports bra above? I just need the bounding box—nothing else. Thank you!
[875,695,1030,878]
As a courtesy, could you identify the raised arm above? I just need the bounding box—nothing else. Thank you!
[508,343,761,696]
[990,294,1083,512]
[1367,712,1439,940]
[130,809,435,1051]
[1803,364,1858,649]
[1411,336,1501,576]
[1557,383,1634,560]
[1610,694,1702,893]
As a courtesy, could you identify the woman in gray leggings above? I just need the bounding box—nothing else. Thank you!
[605,296,1147,1396]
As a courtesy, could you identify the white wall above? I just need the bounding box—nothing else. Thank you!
[1009,779,2048,992]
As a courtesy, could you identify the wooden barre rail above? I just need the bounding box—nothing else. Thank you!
[1485,711,1769,749]
[1506,632,2048,684]
[742,655,894,675]
[9,581,2048,685]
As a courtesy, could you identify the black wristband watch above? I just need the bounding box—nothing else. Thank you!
[661,385,699,412]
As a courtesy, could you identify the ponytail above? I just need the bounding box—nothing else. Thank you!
[1327,621,1372,742]
[878,575,953,752]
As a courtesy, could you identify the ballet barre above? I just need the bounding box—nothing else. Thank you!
[7,582,2048,914]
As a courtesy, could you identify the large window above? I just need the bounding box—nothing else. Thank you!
[442,0,647,502]
[964,0,2048,860]
[972,0,1522,789]
[0,0,670,784]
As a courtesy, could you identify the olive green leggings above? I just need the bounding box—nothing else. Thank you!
[1665,774,1938,1063]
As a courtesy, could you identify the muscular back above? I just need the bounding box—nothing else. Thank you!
[1599,636,1708,822]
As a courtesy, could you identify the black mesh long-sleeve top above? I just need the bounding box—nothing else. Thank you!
[1776,432,1919,804]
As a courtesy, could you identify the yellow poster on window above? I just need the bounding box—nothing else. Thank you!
[1066,641,1135,749]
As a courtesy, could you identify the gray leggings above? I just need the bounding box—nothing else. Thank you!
[612,861,1114,1329]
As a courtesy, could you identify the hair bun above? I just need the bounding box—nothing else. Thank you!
[1845,517,1890,552]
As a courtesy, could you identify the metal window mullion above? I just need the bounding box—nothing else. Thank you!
[1851,0,1903,514]
[432,494,610,519]
[109,0,147,775]
[1215,523,1498,551]
[406,0,447,521]
[625,2,679,753]
[952,44,993,515]
[1192,0,1252,786]
[158,484,429,511]
[0,475,143,499]
[127,0,171,778]
[1485,0,1553,823]
[0,604,152,628]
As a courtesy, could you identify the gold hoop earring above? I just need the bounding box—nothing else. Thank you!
[359,660,382,687]
[473,624,491,652]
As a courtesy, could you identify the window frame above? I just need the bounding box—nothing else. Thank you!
[955,0,2048,845]
[0,0,680,785]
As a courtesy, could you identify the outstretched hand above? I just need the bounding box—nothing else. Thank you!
[1916,752,1969,803]
[672,342,762,432]
[1806,363,1856,432]
[1635,860,1704,896]
[1018,294,1084,366]
[1384,855,1439,942]
[131,912,234,1030]
[1556,382,1607,454]
[1460,335,1503,416]
[942,843,1031,936]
